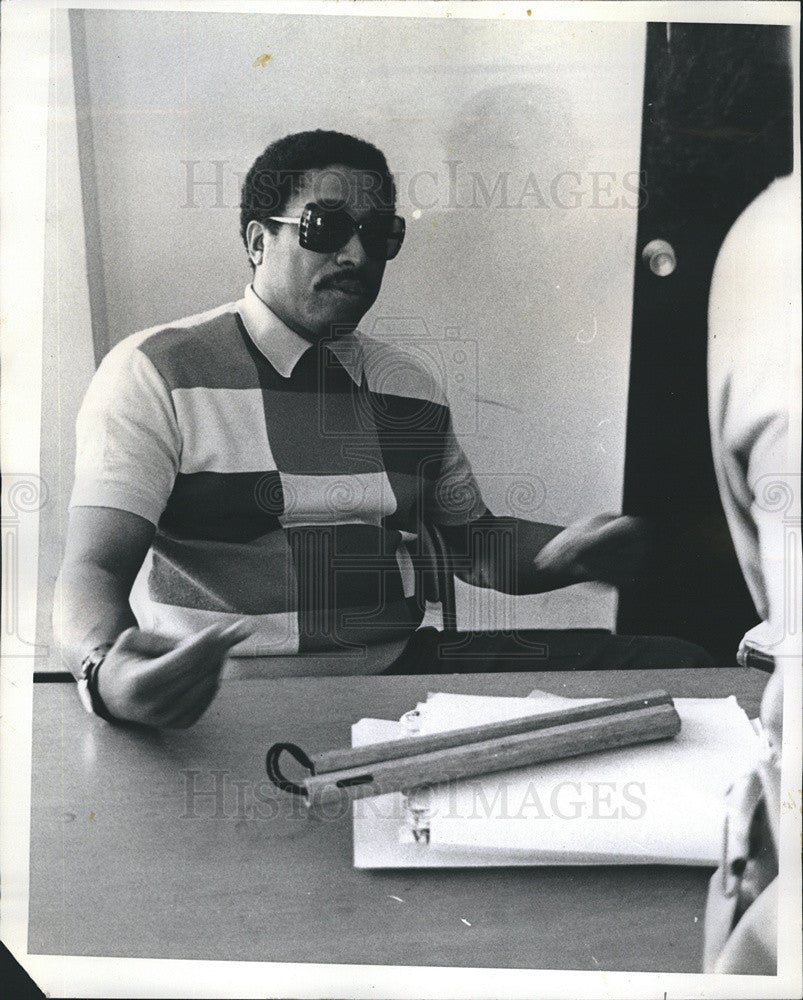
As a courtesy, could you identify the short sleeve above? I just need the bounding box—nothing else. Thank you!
[425,412,488,526]
[708,176,800,626]
[70,335,181,525]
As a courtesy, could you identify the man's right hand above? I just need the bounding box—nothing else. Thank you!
[95,621,251,728]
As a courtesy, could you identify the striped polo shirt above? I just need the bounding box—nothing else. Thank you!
[71,285,487,656]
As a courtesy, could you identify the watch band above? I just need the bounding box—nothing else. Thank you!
[77,645,117,722]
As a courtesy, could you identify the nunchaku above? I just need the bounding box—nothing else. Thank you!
[265,690,682,813]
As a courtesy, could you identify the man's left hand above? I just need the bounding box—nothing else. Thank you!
[531,513,646,589]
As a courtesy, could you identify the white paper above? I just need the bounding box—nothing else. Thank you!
[353,690,760,867]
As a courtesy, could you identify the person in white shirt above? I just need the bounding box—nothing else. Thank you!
[704,172,801,974]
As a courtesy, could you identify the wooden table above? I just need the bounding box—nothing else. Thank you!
[27,667,766,972]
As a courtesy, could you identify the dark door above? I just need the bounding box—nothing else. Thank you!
[617,22,793,663]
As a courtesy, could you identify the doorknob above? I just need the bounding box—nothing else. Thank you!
[641,239,677,276]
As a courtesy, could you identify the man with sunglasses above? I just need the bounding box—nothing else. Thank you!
[57,129,711,729]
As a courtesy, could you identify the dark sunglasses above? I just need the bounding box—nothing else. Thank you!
[269,202,405,261]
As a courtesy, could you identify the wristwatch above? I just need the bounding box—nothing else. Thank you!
[77,644,117,722]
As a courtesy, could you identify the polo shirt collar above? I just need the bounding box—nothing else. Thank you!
[237,284,365,384]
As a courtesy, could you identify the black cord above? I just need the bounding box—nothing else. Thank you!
[265,742,314,796]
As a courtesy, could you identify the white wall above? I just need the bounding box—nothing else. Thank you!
[41,10,646,644]
[36,10,96,656]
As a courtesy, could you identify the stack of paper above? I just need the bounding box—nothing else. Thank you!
[352,689,759,868]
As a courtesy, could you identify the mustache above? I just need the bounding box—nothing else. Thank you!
[315,271,376,292]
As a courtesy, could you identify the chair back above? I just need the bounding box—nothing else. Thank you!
[418,520,458,632]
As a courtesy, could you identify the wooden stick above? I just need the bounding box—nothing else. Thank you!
[305,700,681,812]
[311,689,674,775]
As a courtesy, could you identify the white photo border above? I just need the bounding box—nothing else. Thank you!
[1,2,800,998]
